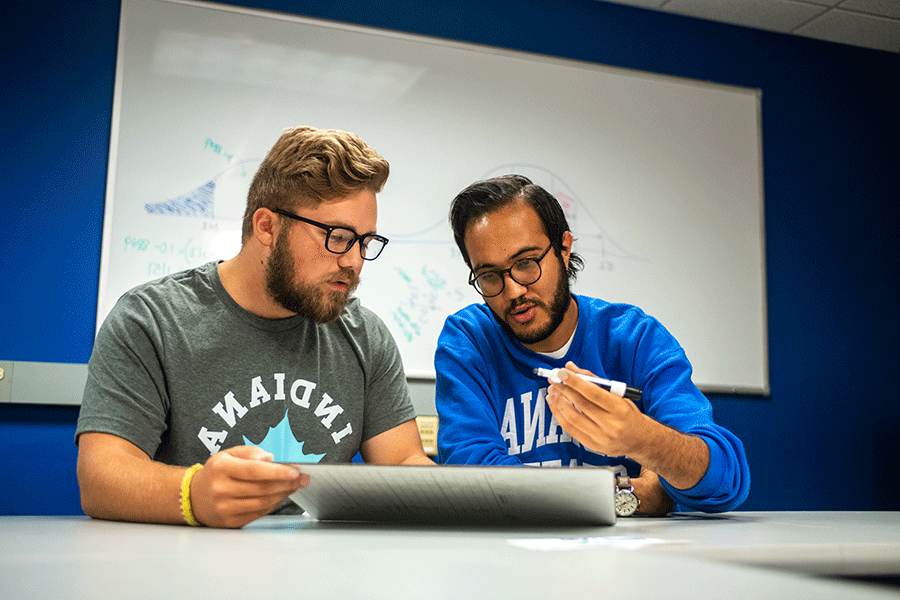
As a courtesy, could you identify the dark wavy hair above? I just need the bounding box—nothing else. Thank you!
[449,174,583,282]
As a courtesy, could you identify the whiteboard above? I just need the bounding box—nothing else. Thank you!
[99,0,768,393]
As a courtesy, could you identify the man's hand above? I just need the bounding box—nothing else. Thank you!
[631,468,676,516]
[545,361,646,457]
[544,361,710,490]
[190,446,309,528]
[77,433,310,528]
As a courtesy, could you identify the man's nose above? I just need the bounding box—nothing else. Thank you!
[501,272,528,299]
[337,241,365,272]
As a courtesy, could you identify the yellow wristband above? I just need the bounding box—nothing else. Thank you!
[180,463,203,526]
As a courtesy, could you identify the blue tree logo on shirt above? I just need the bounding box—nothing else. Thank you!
[243,413,326,463]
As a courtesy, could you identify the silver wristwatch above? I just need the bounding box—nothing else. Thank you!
[615,475,640,517]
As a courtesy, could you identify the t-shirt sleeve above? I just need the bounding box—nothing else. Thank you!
[357,308,417,442]
[75,291,170,459]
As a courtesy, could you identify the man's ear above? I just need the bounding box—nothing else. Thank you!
[253,208,279,248]
[560,230,573,268]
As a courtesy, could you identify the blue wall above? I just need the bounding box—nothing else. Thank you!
[1,0,898,515]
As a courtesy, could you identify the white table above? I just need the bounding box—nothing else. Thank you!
[2,512,898,599]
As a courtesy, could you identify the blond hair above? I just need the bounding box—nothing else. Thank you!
[242,126,389,242]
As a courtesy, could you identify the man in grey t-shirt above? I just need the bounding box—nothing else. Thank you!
[76,127,433,529]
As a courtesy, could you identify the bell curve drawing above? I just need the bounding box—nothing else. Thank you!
[144,157,261,220]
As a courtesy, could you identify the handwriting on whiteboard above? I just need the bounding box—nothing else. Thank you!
[389,265,471,342]
[124,235,214,277]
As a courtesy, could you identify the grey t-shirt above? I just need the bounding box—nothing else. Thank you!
[77,261,417,470]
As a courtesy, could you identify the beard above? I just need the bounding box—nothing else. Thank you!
[265,228,359,323]
[492,257,571,346]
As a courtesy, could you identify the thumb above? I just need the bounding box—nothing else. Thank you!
[565,361,597,378]
[220,444,274,462]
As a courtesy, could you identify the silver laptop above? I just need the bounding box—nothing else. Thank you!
[285,463,616,526]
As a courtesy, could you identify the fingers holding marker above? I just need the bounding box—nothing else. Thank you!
[536,362,643,403]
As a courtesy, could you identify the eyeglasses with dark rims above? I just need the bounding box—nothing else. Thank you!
[274,208,389,261]
[468,244,553,297]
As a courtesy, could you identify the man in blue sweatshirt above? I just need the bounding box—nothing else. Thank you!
[435,174,749,515]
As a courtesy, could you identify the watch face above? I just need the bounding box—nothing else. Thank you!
[615,490,639,517]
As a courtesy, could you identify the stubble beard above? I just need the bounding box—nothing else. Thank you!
[265,229,359,323]
[493,258,571,346]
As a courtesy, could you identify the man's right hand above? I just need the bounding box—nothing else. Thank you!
[190,446,309,528]
[77,433,308,528]
[631,467,676,516]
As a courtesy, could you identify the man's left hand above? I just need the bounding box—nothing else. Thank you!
[545,360,710,491]
[545,361,647,457]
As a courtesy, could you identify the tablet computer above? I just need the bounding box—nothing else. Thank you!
[284,463,616,526]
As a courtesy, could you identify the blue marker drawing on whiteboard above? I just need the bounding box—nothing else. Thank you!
[533,368,642,402]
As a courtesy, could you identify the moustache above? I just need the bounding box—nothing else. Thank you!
[328,268,360,291]
[505,296,544,318]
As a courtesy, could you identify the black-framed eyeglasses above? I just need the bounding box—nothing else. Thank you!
[468,244,553,297]
[274,209,389,261]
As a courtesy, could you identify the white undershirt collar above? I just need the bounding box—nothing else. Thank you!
[536,322,576,360]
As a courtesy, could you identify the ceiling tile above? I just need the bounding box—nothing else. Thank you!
[796,9,900,52]
[839,0,900,19]
[604,0,669,8]
[594,0,900,53]
[662,0,828,33]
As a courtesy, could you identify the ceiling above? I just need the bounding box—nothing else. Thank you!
[599,0,900,54]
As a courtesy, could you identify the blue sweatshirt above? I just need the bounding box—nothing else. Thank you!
[435,295,750,513]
